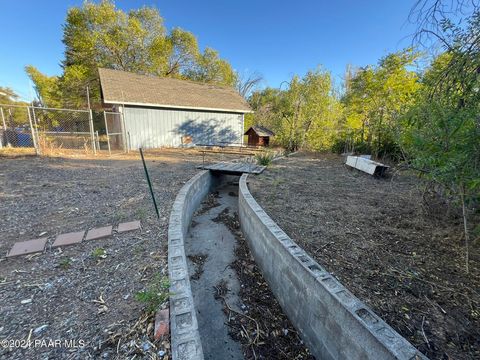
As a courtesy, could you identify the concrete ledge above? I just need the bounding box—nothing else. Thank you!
[168,170,221,360]
[238,174,428,360]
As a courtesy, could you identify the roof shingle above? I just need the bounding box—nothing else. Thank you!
[99,68,252,113]
[244,125,275,137]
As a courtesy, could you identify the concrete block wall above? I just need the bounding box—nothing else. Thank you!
[238,174,428,360]
[168,170,221,360]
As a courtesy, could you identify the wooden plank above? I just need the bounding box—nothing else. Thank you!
[226,163,244,172]
[230,163,247,172]
[219,163,234,171]
[251,165,266,174]
[200,162,266,175]
[207,163,224,171]
[220,163,236,172]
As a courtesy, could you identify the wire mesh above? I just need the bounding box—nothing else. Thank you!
[32,107,94,153]
[0,105,35,150]
[0,104,126,155]
[103,111,126,154]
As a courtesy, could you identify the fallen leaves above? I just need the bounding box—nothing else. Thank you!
[216,211,313,360]
[92,293,108,314]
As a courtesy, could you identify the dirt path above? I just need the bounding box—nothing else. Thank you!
[249,152,479,360]
[0,150,232,359]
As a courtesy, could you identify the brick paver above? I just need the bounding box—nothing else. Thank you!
[52,231,85,248]
[117,220,141,233]
[155,308,170,339]
[85,226,112,241]
[7,237,48,257]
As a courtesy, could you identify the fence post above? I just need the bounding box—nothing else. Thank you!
[104,111,111,156]
[27,107,40,155]
[0,107,4,149]
[119,108,128,153]
[7,109,13,147]
[95,130,100,152]
[31,107,41,150]
[0,107,6,131]
[88,109,96,155]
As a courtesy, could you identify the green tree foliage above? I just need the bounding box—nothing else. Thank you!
[24,66,63,108]
[249,68,341,151]
[186,48,237,86]
[26,0,237,107]
[401,14,480,271]
[0,87,29,126]
[340,49,420,158]
[402,51,479,195]
[0,87,20,104]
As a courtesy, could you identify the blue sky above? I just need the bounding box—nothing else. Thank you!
[0,1,417,101]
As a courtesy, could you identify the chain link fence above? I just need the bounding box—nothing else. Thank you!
[0,105,36,151]
[33,107,93,153]
[99,111,127,155]
[0,104,126,155]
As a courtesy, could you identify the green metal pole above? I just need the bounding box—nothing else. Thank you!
[140,148,160,219]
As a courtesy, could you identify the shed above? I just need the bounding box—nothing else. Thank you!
[98,68,252,149]
[244,126,275,147]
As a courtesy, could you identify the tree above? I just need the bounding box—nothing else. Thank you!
[246,87,284,133]
[249,68,341,151]
[0,87,20,104]
[409,0,480,49]
[0,87,30,126]
[402,14,480,273]
[341,49,420,158]
[25,66,63,108]
[186,48,237,86]
[236,71,263,98]
[26,0,237,107]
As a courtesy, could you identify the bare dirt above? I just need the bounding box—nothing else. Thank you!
[0,149,238,360]
[249,152,479,360]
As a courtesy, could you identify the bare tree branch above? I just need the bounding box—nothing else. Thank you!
[236,72,263,99]
[409,0,480,49]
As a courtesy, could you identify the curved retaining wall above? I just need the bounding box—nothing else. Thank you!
[238,174,428,360]
[168,170,221,360]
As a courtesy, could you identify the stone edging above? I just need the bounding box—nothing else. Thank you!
[168,170,219,360]
[238,173,428,360]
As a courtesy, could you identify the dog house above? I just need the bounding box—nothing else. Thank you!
[244,126,274,147]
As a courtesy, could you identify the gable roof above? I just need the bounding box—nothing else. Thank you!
[244,125,275,137]
[98,68,252,113]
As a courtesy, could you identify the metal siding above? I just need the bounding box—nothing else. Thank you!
[123,107,243,149]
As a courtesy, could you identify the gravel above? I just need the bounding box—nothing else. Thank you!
[0,149,231,359]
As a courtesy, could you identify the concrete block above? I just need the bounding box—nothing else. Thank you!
[168,171,214,359]
[238,174,428,360]
[173,336,203,360]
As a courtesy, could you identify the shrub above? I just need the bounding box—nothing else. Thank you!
[255,151,274,166]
